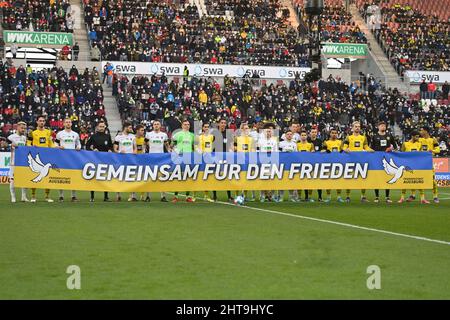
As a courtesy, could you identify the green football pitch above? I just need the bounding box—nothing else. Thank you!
[0,185,449,299]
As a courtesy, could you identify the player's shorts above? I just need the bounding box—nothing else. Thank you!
[8,166,14,180]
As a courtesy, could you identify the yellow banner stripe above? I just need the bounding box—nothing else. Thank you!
[13,167,434,192]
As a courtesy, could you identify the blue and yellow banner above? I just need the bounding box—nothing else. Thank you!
[13,147,434,192]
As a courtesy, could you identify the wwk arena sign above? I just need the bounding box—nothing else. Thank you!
[405,71,450,84]
[102,62,311,80]
[3,31,73,46]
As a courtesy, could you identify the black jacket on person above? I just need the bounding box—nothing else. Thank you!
[370,132,398,151]
[308,137,323,152]
[442,83,449,96]
[420,81,428,92]
[85,132,113,152]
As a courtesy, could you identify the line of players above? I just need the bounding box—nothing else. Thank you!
[7,117,440,204]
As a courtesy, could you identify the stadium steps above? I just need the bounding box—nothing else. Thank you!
[281,0,300,29]
[194,0,207,18]
[349,5,409,94]
[70,0,90,61]
[102,85,123,136]
[199,0,208,16]
[393,123,404,140]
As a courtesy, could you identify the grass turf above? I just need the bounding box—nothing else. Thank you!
[0,185,449,299]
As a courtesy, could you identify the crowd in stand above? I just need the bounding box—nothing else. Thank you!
[1,0,75,32]
[109,72,449,156]
[83,0,308,66]
[0,60,108,147]
[4,61,446,156]
[293,0,367,44]
[204,0,231,16]
[359,1,450,75]
[0,0,448,158]
[319,5,367,44]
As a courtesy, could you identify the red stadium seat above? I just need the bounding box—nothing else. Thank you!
[2,124,12,135]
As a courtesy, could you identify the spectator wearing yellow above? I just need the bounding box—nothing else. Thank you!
[198,90,208,104]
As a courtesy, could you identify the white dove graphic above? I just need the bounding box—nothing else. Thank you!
[27,153,59,183]
[382,157,412,184]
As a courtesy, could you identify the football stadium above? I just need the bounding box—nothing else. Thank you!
[0,0,449,303]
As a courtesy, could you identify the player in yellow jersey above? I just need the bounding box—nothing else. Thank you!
[27,116,55,203]
[297,131,315,152]
[235,123,255,153]
[419,126,440,203]
[135,125,147,155]
[197,123,215,153]
[398,131,430,204]
[233,122,256,201]
[297,131,315,202]
[342,121,373,203]
[196,122,215,202]
[322,128,344,203]
[134,125,149,202]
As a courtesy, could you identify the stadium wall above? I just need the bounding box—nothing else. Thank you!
[351,51,387,87]
[57,60,102,71]
[322,68,351,84]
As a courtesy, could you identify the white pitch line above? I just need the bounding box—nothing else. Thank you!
[168,193,450,246]
[215,200,450,246]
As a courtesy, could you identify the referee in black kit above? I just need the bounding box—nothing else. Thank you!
[369,121,398,203]
[212,118,234,202]
[85,121,114,202]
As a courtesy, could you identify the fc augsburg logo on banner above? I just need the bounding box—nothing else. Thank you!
[27,153,59,183]
[382,157,413,184]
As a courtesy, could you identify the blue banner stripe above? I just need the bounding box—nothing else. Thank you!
[14,147,433,171]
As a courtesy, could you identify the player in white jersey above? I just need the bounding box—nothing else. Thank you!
[279,131,298,152]
[281,121,301,143]
[55,118,81,202]
[278,130,299,202]
[7,121,29,203]
[114,125,137,154]
[146,120,169,154]
[113,122,137,201]
[144,120,170,202]
[257,127,278,152]
[257,123,279,202]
